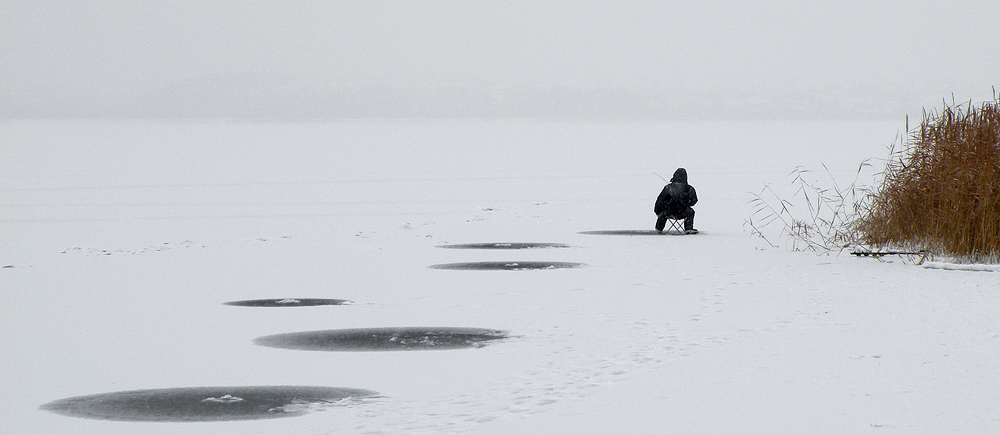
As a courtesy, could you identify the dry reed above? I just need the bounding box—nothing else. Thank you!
[746,164,870,252]
[855,96,1000,262]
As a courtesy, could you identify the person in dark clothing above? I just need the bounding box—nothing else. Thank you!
[654,168,698,234]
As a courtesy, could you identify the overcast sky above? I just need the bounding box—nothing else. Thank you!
[2,0,997,116]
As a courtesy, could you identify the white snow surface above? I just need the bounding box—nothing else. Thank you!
[3,119,1000,434]
[923,262,1000,273]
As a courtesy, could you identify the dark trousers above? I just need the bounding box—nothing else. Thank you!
[655,207,695,232]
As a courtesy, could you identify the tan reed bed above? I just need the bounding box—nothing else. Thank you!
[855,96,1000,262]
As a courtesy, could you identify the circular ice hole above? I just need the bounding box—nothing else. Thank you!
[254,327,509,352]
[437,242,571,250]
[428,261,584,270]
[40,386,377,422]
[224,298,351,307]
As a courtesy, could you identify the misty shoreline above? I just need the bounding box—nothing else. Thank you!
[1,83,965,121]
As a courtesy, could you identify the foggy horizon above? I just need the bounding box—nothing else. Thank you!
[3,1,998,120]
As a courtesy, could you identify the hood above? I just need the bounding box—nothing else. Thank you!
[670,168,688,184]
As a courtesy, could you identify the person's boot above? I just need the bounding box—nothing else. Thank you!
[685,228,699,235]
[655,213,667,233]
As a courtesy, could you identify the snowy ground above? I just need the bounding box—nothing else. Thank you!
[3,119,999,434]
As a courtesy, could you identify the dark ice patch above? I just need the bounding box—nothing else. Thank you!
[224,298,350,307]
[428,261,584,270]
[254,327,509,351]
[437,242,571,250]
[579,230,668,236]
[40,385,377,422]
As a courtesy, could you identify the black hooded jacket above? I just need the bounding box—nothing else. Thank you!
[654,168,698,215]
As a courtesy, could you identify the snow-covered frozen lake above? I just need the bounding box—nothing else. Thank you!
[3,119,999,434]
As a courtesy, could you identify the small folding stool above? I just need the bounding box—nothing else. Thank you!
[664,216,685,234]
